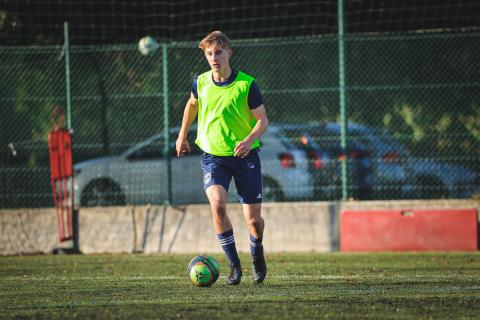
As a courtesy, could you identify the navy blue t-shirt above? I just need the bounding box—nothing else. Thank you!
[191,69,263,109]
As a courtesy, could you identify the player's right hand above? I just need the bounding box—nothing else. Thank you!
[176,137,191,157]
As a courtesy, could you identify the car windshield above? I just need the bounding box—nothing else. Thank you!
[367,128,407,153]
[123,127,200,160]
[278,127,318,152]
[281,126,355,151]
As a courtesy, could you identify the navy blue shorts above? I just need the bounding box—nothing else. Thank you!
[201,149,263,204]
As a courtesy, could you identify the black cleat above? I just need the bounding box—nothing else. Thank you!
[252,253,267,284]
[227,263,242,285]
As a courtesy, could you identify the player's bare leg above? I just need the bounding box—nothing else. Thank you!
[243,203,267,284]
[206,185,242,285]
[206,185,232,233]
[243,203,264,238]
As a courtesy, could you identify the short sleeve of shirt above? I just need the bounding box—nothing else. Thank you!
[248,81,263,109]
[191,75,199,99]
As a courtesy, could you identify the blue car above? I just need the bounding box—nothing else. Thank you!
[409,158,480,199]
[282,122,479,200]
[278,122,416,200]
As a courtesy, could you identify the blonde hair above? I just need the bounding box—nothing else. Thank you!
[198,31,230,51]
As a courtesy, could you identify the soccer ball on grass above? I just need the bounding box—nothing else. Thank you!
[138,36,159,56]
[188,255,220,287]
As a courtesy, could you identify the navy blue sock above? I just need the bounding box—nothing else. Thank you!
[217,230,241,266]
[250,234,264,257]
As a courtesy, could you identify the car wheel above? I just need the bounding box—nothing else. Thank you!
[262,176,284,202]
[416,175,449,199]
[80,178,126,207]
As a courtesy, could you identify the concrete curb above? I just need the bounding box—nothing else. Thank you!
[1,199,478,255]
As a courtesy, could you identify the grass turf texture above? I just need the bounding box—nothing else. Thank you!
[1,253,479,319]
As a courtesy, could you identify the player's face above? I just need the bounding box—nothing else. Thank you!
[204,45,231,73]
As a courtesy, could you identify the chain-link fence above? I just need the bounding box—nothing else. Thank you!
[1,30,479,208]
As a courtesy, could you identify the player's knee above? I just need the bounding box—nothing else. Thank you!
[246,215,263,229]
[211,202,227,220]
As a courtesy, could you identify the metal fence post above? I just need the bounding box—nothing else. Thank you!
[162,43,172,205]
[64,21,72,130]
[337,0,348,200]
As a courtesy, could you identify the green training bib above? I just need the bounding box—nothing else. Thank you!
[195,70,260,156]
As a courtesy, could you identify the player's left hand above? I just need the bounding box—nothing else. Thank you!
[234,140,251,158]
[176,137,191,157]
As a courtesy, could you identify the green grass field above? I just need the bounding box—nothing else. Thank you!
[1,253,479,319]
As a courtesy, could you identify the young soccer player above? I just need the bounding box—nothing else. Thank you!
[176,31,269,285]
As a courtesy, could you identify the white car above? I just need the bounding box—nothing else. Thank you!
[73,125,315,207]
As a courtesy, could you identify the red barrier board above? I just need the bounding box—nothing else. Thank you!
[48,128,74,242]
[340,209,478,252]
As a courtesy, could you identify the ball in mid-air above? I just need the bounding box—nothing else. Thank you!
[138,36,159,56]
[187,255,220,287]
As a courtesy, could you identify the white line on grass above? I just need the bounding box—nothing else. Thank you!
[3,274,480,281]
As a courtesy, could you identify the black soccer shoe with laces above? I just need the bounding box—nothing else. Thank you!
[227,263,242,285]
[252,253,267,284]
